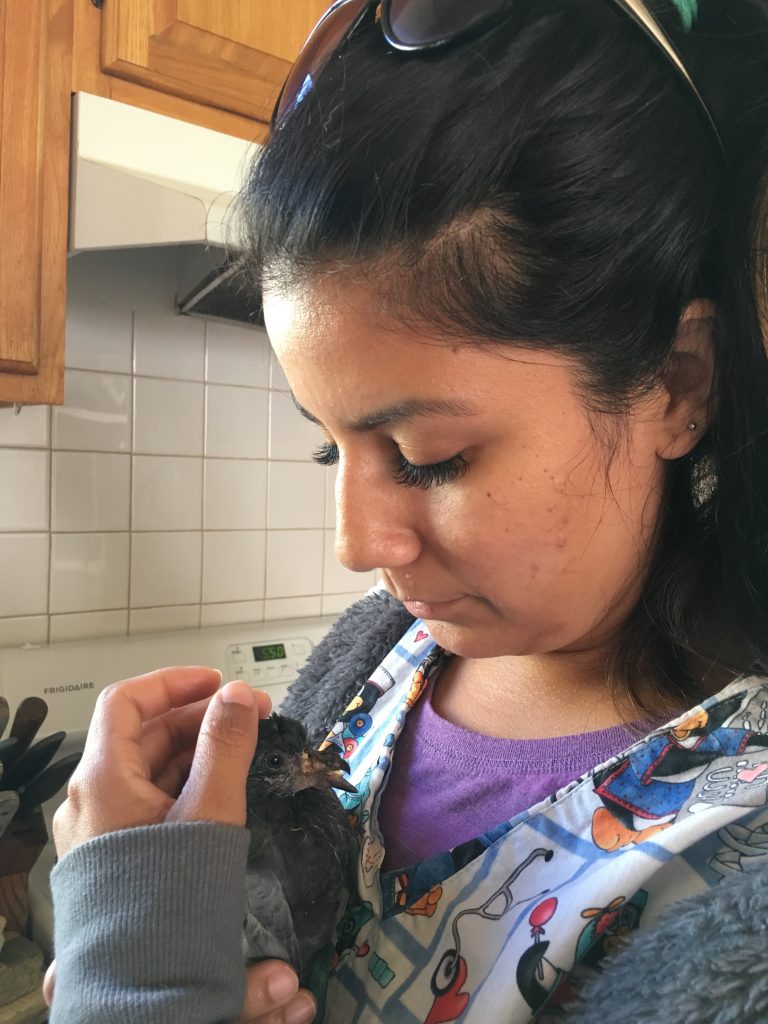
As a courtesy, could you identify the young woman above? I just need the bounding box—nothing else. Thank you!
[49,1,768,1021]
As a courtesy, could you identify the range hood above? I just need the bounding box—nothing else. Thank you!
[70,93,263,325]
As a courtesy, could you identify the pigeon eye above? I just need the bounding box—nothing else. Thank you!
[266,753,283,769]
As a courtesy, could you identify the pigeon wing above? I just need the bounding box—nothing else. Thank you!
[242,868,301,972]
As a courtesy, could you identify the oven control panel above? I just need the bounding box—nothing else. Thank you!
[225,637,312,689]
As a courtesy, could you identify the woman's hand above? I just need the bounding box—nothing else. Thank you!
[238,961,316,1023]
[47,666,319,1022]
[53,666,269,854]
[44,958,317,1023]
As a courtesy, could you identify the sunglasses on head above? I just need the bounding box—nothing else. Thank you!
[272,0,723,154]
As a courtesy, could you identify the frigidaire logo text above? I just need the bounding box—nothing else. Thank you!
[43,682,96,695]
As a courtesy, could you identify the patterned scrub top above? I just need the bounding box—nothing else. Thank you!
[311,619,768,1023]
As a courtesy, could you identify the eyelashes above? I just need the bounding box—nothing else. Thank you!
[312,441,340,467]
[311,441,468,490]
[393,452,469,489]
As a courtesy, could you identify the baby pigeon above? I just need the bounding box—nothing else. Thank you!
[243,713,357,986]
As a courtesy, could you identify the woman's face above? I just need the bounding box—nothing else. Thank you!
[264,280,670,660]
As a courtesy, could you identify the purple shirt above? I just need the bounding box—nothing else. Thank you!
[378,677,654,870]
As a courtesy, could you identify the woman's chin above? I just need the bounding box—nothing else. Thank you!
[419,619,508,659]
[419,613,553,660]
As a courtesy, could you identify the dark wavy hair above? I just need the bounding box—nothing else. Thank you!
[240,0,768,718]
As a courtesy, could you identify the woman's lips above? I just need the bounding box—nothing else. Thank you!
[401,597,465,618]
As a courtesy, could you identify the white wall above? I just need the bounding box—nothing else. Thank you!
[0,248,373,647]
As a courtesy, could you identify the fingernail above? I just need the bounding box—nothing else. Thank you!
[285,994,316,1024]
[266,967,298,1002]
[219,681,255,707]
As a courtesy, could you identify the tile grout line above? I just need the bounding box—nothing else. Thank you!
[59,364,283,392]
[45,404,53,644]
[1,591,365,630]
[261,385,272,623]
[126,311,136,637]
[0,527,333,536]
[198,324,208,629]
[320,468,329,615]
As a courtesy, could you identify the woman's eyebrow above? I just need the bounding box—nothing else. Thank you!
[290,394,480,432]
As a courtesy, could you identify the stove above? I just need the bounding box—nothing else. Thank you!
[0,615,336,958]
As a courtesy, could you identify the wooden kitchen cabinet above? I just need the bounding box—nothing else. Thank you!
[99,0,329,124]
[0,0,73,405]
[0,0,327,405]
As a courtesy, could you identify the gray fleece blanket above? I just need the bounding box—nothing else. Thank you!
[281,589,768,1023]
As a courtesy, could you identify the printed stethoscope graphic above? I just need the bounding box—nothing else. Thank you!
[428,846,554,1014]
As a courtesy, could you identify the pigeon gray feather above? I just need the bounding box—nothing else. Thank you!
[243,713,356,986]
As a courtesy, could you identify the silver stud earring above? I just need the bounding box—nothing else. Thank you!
[687,422,697,431]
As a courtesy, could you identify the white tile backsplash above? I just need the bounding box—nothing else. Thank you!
[134,378,204,456]
[134,309,205,381]
[323,529,377,594]
[0,404,49,448]
[52,370,132,452]
[130,532,203,608]
[133,456,203,531]
[205,385,268,459]
[325,466,337,528]
[0,535,50,617]
[0,450,49,531]
[0,615,48,647]
[49,532,130,614]
[49,609,129,643]
[264,595,322,621]
[321,592,365,616]
[269,351,291,391]
[129,604,200,635]
[66,303,133,373]
[268,391,325,461]
[204,459,267,531]
[206,322,270,387]
[52,452,130,532]
[202,531,266,604]
[265,530,324,599]
[267,461,325,530]
[0,250,371,647]
[200,600,264,627]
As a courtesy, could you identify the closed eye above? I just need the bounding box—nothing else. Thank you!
[312,441,468,490]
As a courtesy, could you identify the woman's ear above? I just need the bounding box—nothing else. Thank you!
[657,299,716,460]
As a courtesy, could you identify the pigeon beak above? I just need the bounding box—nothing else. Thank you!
[329,771,358,794]
[297,753,357,794]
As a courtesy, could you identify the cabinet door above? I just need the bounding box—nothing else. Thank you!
[0,0,71,405]
[101,1,329,123]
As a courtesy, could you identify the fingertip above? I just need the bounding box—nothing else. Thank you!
[285,991,317,1024]
[265,964,299,1001]
[219,680,255,707]
[255,689,273,718]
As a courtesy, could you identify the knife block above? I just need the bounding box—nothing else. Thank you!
[0,814,48,936]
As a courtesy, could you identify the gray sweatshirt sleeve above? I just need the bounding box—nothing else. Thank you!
[50,821,251,1024]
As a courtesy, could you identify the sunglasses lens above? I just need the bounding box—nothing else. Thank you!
[275,0,369,124]
[387,0,512,47]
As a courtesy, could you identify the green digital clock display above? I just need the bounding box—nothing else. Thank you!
[252,643,287,662]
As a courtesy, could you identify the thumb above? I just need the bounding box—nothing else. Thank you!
[168,681,266,827]
[43,959,56,1007]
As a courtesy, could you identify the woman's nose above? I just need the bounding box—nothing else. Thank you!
[334,459,421,574]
